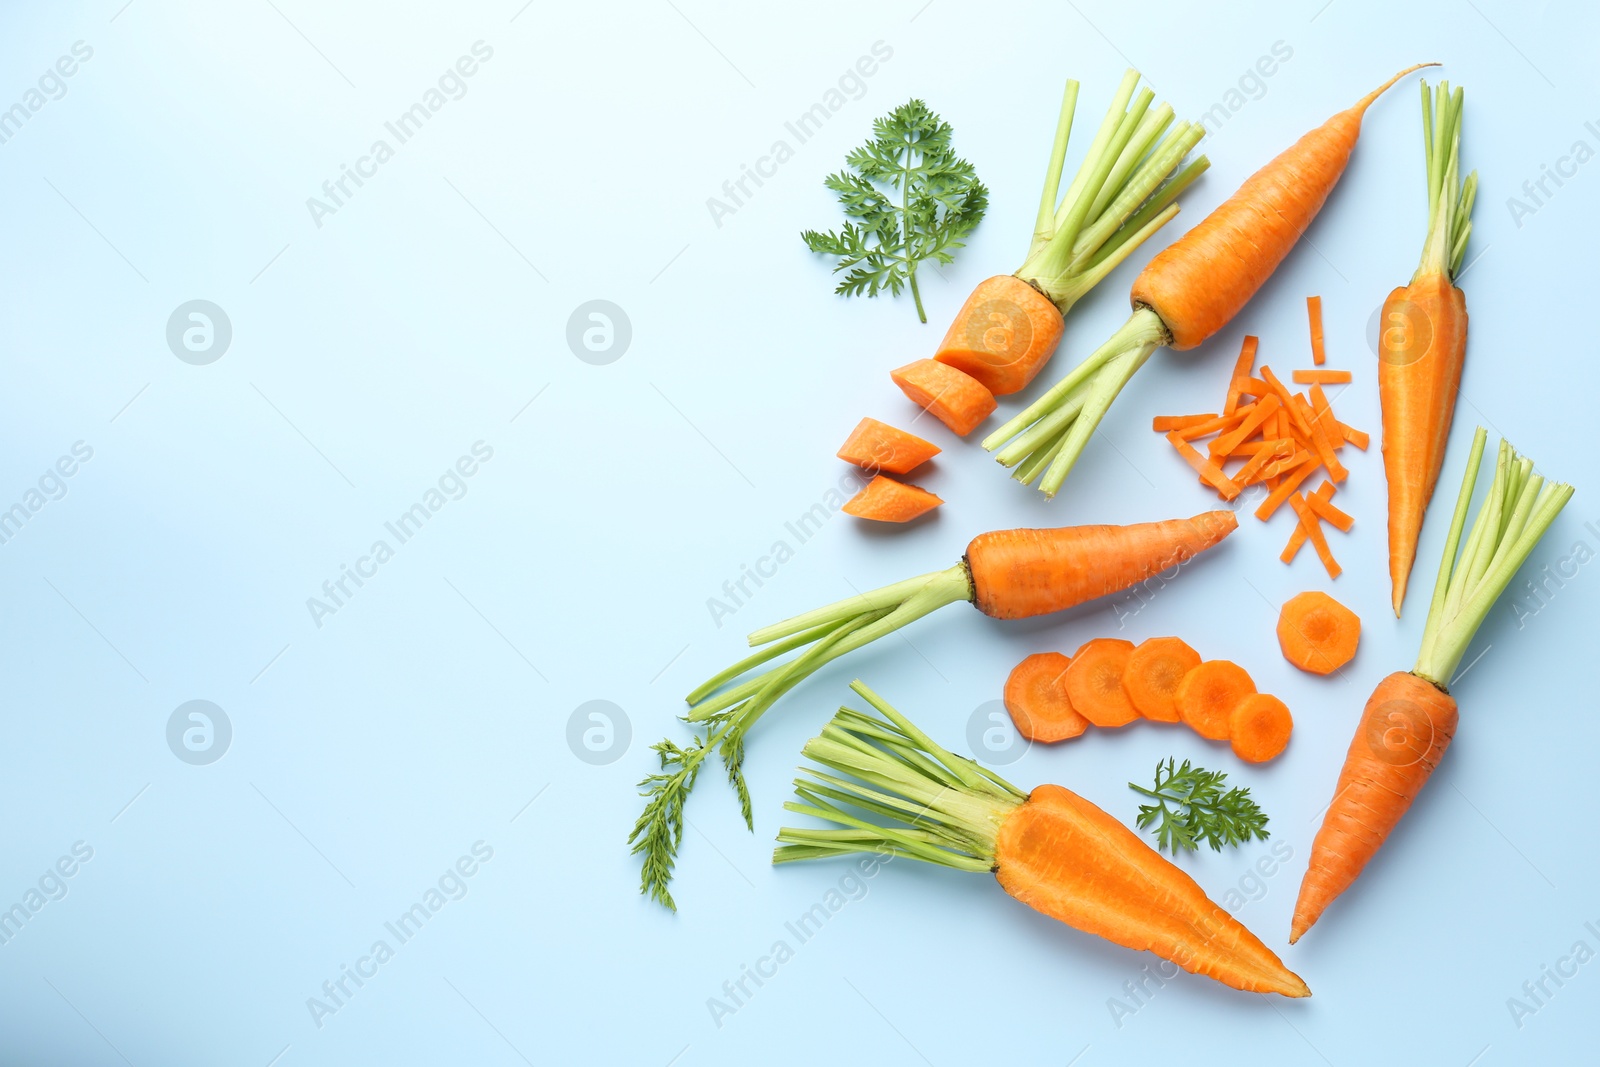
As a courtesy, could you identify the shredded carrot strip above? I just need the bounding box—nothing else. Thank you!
[1260,367,1311,438]
[1307,295,1326,365]
[1292,369,1351,385]
[1295,394,1348,483]
[1256,456,1321,520]
[1306,487,1354,532]
[1281,483,1336,561]
[1165,432,1242,500]
[1152,413,1217,432]
[1289,491,1341,577]
[1234,440,1292,485]
[1211,394,1282,458]
[1223,336,1260,416]
[1175,406,1252,441]
[1338,421,1370,450]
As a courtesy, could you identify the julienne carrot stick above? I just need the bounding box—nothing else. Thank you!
[984,65,1432,498]
[917,70,1209,399]
[1381,81,1477,616]
[1291,430,1573,942]
[775,682,1310,996]
[631,512,1239,908]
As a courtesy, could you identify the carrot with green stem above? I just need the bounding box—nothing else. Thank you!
[775,681,1309,996]
[632,510,1239,908]
[1381,80,1477,615]
[1291,429,1573,942]
[984,64,1434,497]
[902,69,1208,404]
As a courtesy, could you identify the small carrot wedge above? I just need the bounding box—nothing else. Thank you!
[1292,369,1351,385]
[1306,295,1326,365]
[934,276,1067,395]
[1230,694,1293,763]
[841,476,942,523]
[1306,490,1355,532]
[836,417,941,475]
[1223,335,1260,415]
[890,359,997,436]
[1152,413,1217,432]
[1166,432,1242,500]
[777,684,1311,996]
[1005,652,1090,742]
[1277,590,1360,675]
[1281,483,1337,561]
[1123,637,1202,723]
[1175,660,1255,741]
[1065,638,1138,727]
[1288,493,1341,578]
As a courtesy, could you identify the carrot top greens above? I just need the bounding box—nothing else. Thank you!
[1129,758,1269,856]
[1417,80,1477,281]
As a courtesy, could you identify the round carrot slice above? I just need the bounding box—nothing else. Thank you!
[1277,591,1360,675]
[1063,638,1137,727]
[1003,652,1089,743]
[1229,693,1294,762]
[1123,637,1202,722]
[1175,660,1255,741]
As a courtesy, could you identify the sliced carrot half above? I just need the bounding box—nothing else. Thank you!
[1230,693,1294,762]
[840,475,942,523]
[1063,638,1138,727]
[889,359,997,437]
[836,417,941,475]
[1004,652,1089,743]
[1123,637,1202,723]
[1174,660,1256,741]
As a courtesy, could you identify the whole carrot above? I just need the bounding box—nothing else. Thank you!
[777,681,1309,996]
[1381,81,1477,615]
[1291,430,1573,942]
[632,510,1239,908]
[985,65,1434,498]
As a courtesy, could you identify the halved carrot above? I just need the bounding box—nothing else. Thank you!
[1064,638,1138,727]
[1123,637,1202,723]
[1175,660,1256,741]
[1276,590,1359,675]
[1281,483,1337,562]
[1004,652,1089,742]
[1306,295,1326,365]
[836,418,941,475]
[1230,693,1293,762]
[841,476,942,523]
[1287,492,1341,578]
[1292,369,1351,385]
[1223,335,1260,415]
[890,359,997,437]
[1165,432,1242,500]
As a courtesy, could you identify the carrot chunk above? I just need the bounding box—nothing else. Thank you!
[836,417,941,475]
[840,475,942,522]
[889,359,997,436]
[1004,651,1090,742]
[1276,590,1360,674]
[1230,693,1294,762]
[1064,638,1138,727]
[1175,660,1256,741]
[1123,637,1202,723]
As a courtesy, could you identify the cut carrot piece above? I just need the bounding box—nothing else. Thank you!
[1004,652,1090,742]
[1305,488,1354,532]
[1174,660,1256,741]
[932,275,1065,396]
[1236,441,1293,487]
[1152,413,1217,432]
[1211,394,1282,457]
[1230,693,1294,762]
[1260,366,1311,438]
[1288,492,1341,577]
[1307,295,1326,365]
[1276,590,1360,674]
[1292,369,1351,385]
[841,475,942,523]
[1165,432,1242,500]
[1064,638,1138,727]
[1338,421,1370,450]
[1223,335,1260,415]
[1295,395,1348,483]
[836,418,941,475]
[1122,637,1202,723]
[1281,483,1336,561]
[890,359,997,436]
[1174,407,1252,441]
[1256,456,1321,520]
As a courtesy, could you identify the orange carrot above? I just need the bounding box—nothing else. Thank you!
[1281,483,1337,562]
[1212,394,1281,457]
[778,683,1310,995]
[1174,408,1252,441]
[1306,295,1326,365]
[1223,335,1260,415]
[1005,652,1089,742]
[1123,637,1202,723]
[933,276,1066,395]
[841,475,943,523]
[1288,492,1341,578]
[1277,590,1360,675]
[1165,432,1242,500]
[1175,660,1255,741]
[891,359,997,436]
[642,512,1244,906]
[1380,81,1475,616]
[1229,694,1294,763]
[1292,369,1351,385]
[1291,431,1571,942]
[1256,456,1321,520]
[1339,422,1370,450]
[1306,489,1354,532]
[1152,413,1216,432]
[987,66,1432,497]
[1065,638,1138,727]
[836,417,941,475]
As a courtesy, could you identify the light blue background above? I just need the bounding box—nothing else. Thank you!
[2,1,1597,1064]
